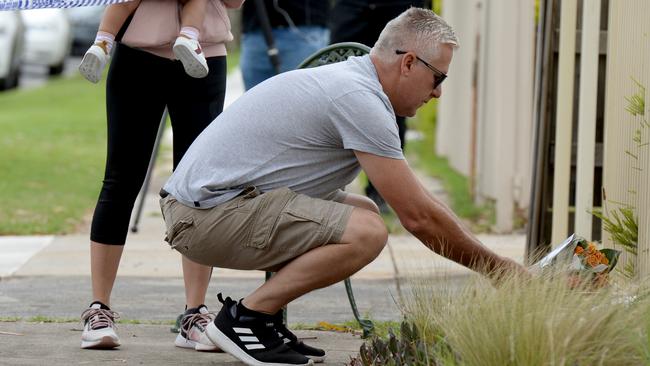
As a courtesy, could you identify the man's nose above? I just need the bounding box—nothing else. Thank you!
[431,85,442,98]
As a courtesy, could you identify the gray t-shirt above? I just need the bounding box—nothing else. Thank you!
[164,55,404,208]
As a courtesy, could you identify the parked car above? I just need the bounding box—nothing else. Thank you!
[67,6,104,56]
[21,9,73,75]
[0,11,25,90]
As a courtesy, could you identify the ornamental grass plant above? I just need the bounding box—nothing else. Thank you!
[398,269,650,366]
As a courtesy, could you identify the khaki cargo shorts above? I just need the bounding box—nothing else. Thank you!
[159,187,353,271]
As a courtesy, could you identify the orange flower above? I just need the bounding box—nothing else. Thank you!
[600,255,609,265]
[587,242,598,253]
[575,246,585,255]
[586,254,601,268]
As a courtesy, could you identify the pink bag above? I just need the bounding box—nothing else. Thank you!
[122,0,238,49]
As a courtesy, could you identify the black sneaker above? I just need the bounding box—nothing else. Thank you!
[205,294,313,366]
[273,311,326,363]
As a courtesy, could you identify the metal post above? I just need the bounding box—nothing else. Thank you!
[130,108,168,233]
[344,278,374,338]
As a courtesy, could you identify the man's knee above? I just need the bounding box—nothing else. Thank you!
[341,208,388,258]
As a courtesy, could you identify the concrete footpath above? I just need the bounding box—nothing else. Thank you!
[0,323,363,365]
[0,68,526,364]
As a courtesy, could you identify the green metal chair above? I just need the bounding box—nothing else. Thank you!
[173,42,375,338]
[297,42,371,69]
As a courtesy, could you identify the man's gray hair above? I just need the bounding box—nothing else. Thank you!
[371,7,458,61]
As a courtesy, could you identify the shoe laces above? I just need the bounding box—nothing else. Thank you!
[180,310,215,334]
[81,308,119,330]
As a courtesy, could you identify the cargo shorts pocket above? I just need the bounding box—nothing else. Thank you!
[283,194,327,224]
[245,188,294,250]
[165,217,196,254]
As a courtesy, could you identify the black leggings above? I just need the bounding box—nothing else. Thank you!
[90,43,227,245]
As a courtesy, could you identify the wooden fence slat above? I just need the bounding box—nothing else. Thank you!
[574,0,602,238]
[551,0,578,246]
[603,0,649,277]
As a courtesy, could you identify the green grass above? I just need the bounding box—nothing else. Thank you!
[292,319,401,339]
[0,53,242,235]
[0,75,107,235]
[397,271,650,366]
[4,316,79,323]
[226,48,240,74]
[0,317,21,322]
[408,101,495,231]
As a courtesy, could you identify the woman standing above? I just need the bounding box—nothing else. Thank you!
[80,0,244,351]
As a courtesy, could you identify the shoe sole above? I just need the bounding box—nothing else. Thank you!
[174,333,220,352]
[81,336,120,349]
[78,50,104,84]
[206,322,313,366]
[307,355,326,363]
[173,43,209,79]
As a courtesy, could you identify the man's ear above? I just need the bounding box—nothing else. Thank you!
[400,53,417,75]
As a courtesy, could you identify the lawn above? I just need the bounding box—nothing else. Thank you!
[0,52,241,235]
[0,75,107,234]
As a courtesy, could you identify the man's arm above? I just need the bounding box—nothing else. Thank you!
[354,151,523,277]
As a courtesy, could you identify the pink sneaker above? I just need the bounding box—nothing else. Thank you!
[174,305,220,352]
[80,302,120,349]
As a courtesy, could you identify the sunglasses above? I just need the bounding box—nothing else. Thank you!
[395,50,447,89]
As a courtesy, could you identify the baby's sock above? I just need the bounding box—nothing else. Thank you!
[179,26,200,41]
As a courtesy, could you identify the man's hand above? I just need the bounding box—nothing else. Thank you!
[489,257,531,286]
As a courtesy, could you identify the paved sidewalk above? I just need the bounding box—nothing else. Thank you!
[0,323,363,366]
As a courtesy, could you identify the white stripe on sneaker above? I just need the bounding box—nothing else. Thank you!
[233,327,253,334]
[239,336,259,342]
[245,344,266,350]
[205,322,313,366]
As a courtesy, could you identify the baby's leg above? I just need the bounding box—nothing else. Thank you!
[98,0,142,36]
[179,0,207,32]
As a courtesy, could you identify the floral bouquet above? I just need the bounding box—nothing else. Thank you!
[568,238,621,288]
[530,234,621,288]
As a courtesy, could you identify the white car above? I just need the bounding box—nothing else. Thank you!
[0,11,24,90]
[21,9,72,75]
